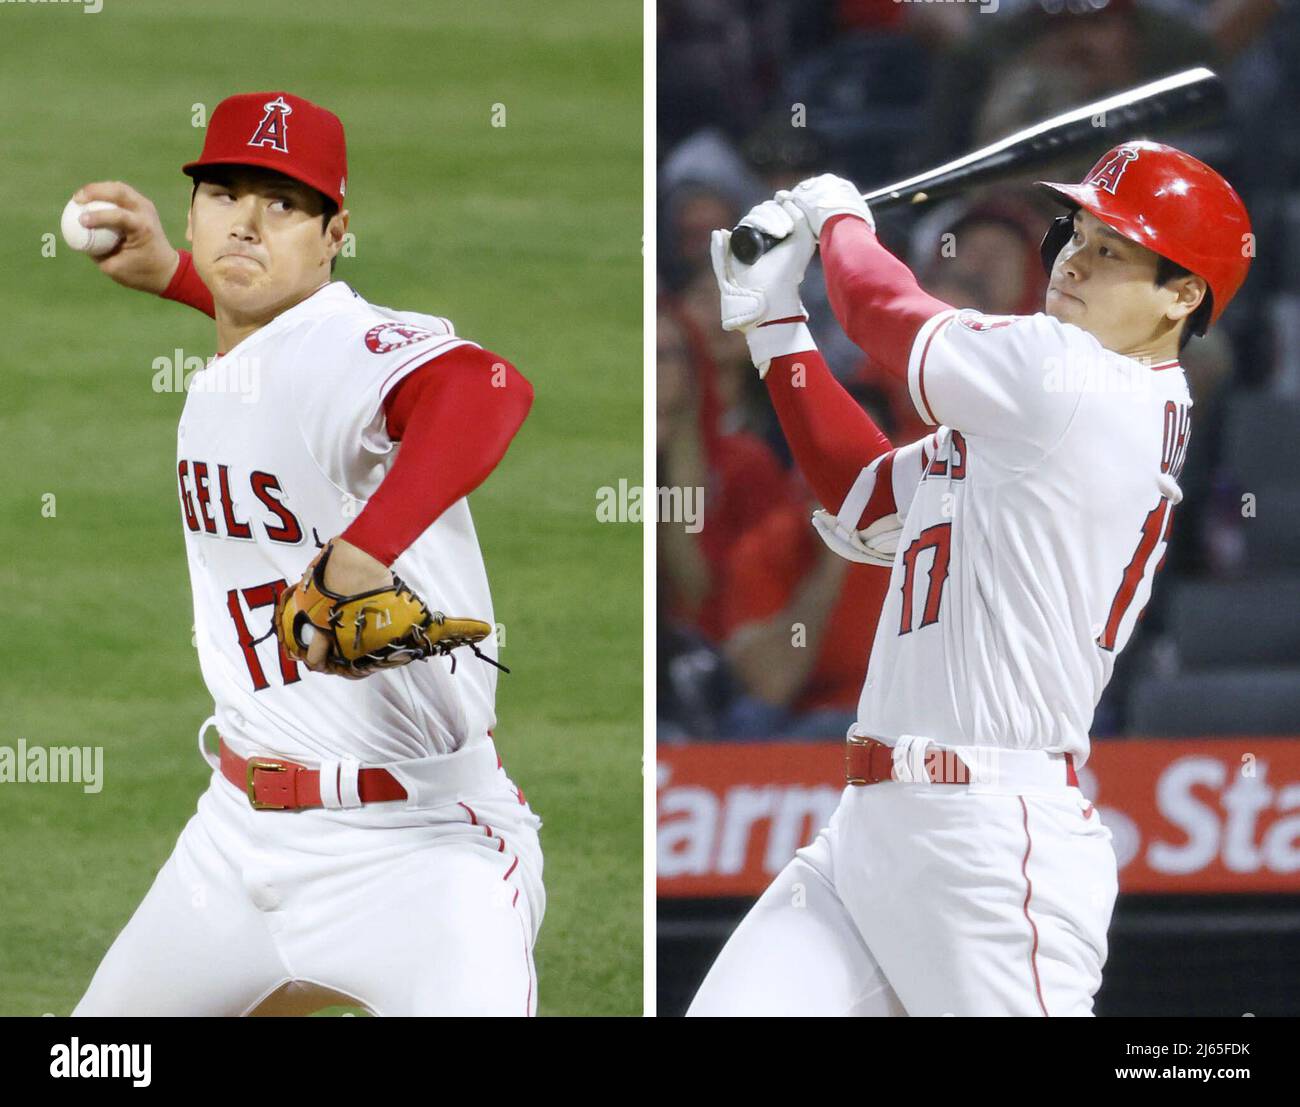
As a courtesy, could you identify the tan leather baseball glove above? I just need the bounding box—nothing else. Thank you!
[272,540,506,679]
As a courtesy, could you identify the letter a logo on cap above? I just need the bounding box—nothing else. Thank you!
[1088,146,1139,196]
[248,96,293,154]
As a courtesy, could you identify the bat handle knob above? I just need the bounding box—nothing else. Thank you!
[730,224,780,265]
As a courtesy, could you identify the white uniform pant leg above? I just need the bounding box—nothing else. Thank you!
[73,793,290,1016]
[269,799,543,1018]
[687,829,906,1017]
[832,784,1119,1017]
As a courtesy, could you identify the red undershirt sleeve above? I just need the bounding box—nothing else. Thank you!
[820,214,954,384]
[340,345,533,567]
[764,347,893,516]
[160,249,216,319]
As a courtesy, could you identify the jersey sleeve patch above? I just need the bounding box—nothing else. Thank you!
[363,316,454,354]
[292,308,472,497]
[954,311,1016,333]
[365,322,436,354]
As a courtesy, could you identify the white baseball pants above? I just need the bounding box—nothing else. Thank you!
[73,764,544,1017]
[688,780,1117,1017]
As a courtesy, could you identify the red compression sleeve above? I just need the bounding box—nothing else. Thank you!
[820,214,954,383]
[161,249,215,318]
[340,346,533,567]
[765,348,892,514]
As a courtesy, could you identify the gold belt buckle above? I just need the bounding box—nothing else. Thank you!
[246,758,289,810]
[845,733,871,786]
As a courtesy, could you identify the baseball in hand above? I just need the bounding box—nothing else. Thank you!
[60,197,123,257]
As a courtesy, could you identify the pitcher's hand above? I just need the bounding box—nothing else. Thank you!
[72,181,181,294]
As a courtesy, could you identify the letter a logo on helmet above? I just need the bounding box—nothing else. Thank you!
[248,96,293,154]
[1087,146,1139,196]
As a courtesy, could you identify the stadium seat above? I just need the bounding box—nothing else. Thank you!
[1240,485,1300,569]
[1169,576,1300,666]
[1222,391,1300,494]
[1127,668,1300,735]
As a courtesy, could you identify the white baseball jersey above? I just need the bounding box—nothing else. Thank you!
[176,280,502,765]
[851,308,1192,764]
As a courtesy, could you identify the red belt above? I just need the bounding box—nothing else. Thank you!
[219,737,407,811]
[845,735,1077,788]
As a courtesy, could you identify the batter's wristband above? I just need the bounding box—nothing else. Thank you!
[746,319,815,379]
[161,249,216,319]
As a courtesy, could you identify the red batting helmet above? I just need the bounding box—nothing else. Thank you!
[1037,139,1252,330]
[183,91,348,208]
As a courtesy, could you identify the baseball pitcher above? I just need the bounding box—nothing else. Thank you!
[69,92,543,1016]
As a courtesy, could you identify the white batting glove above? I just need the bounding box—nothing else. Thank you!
[782,173,875,239]
[710,198,816,378]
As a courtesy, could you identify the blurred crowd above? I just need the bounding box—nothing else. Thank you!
[657,0,1300,742]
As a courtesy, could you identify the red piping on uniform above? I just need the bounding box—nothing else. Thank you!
[519,909,534,1016]
[820,213,954,383]
[915,315,954,425]
[858,449,899,529]
[508,874,527,1016]
[458,800,508,851]
[376,337,463,396]
[463,800,532,1013]
[1019,797,1049,1017]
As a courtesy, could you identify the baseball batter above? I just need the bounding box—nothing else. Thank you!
[692,141,1251,1016]
[68,92,544,1016]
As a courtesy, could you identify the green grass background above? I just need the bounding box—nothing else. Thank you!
[0,0,642,1016]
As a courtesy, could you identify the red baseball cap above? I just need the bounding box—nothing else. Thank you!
[182,91,348,207]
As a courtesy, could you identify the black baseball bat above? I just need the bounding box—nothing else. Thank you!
[729,66,1226,265]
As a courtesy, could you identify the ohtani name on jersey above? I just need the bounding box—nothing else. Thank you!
[1161,400,1192,480]
[177,458,304,545]
[1096,401,1193,652]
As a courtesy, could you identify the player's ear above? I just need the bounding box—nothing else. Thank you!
[326,208,349,259]
[185,202,193,245]
[1167,275,1206,323]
